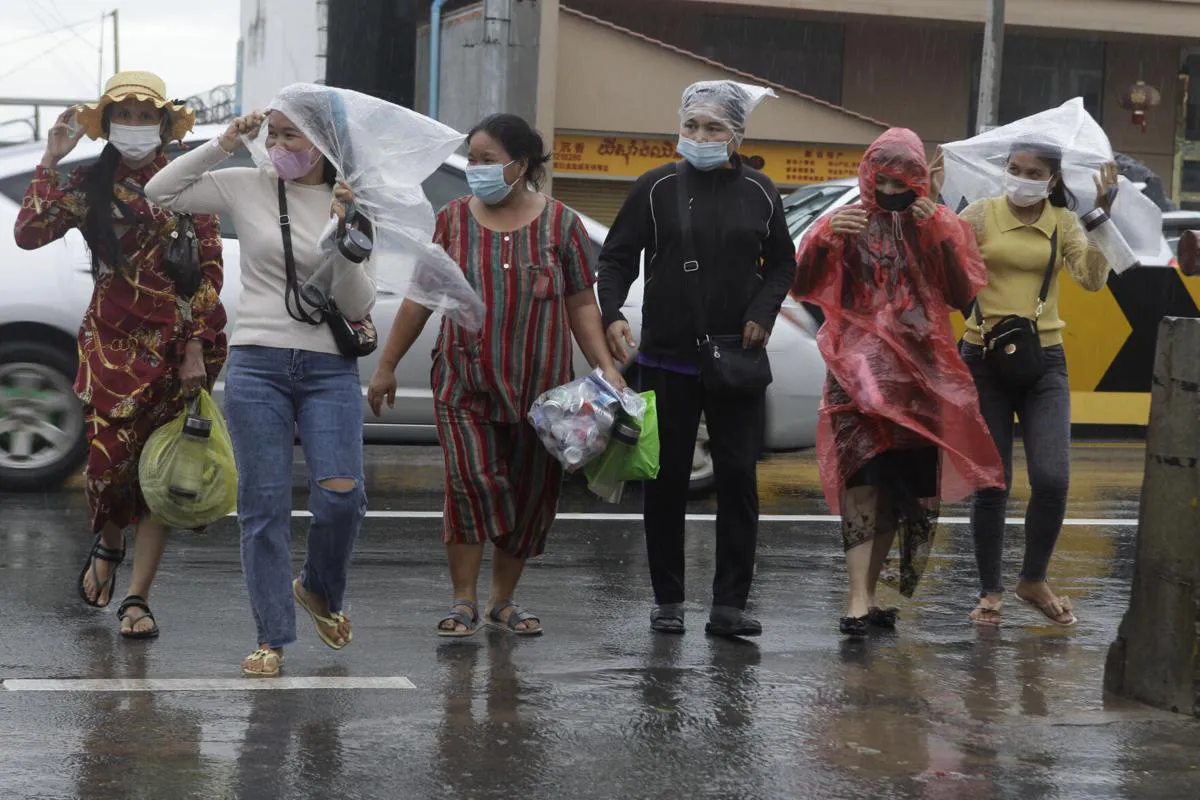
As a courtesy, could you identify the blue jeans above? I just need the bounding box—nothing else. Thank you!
[223,346,367,649]
[961,343,1071,596]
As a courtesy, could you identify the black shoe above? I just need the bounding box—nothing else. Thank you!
[867,606,899,629]
[839,616,869,637]
[651,603,685,634]
[705,605,762,638]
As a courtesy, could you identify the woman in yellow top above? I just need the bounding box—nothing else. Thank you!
[950,141,1117,627]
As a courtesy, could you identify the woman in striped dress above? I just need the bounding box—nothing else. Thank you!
[368,113,623,636]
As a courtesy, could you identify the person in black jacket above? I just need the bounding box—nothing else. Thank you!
[598,80,797,638]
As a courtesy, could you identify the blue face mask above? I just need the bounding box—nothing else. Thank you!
[466,161,515,205]
[677,136,732,171]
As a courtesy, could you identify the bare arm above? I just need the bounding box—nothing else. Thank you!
[366,298,434,416]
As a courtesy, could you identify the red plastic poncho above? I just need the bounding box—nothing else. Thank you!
[794,128,1004,514]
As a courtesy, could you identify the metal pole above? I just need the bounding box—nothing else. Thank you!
[429,0,450,120]
[976,0,1005,134]
[480,0,511,117]
[111,10,120,74]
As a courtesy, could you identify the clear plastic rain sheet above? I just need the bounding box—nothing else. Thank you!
[678,80,777,135]
[245,83,484,330]
[940,98,1163,265]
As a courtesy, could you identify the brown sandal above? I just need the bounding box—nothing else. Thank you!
[1018,593,1076,627]
[242,648,284,678]
[969,603,1003,627]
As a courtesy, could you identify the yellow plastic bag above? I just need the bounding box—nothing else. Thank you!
[138,389,238,529]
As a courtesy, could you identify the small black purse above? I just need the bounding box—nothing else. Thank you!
[163,214,203,299]
[973,228,1057,389]
[675,162,773,395]
[277,180,378,359]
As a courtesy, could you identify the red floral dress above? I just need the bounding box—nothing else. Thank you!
[14,156,228,533]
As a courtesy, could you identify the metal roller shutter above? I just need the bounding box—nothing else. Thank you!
[553,178,635,226]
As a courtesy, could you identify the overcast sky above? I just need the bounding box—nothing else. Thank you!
[2,0,241,142]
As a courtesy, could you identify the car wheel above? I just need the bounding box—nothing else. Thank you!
[688,417,715,496]
[0,341,88,492]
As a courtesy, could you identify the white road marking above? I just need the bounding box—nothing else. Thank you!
[2,677,416,692]
[265,510,1139,527]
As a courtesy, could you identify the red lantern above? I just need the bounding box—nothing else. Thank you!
[1119,81,1162,133]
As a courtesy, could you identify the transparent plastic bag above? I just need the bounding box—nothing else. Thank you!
[244,83,484,331]
[139,390,238,529]
[940,98,1163,267]
[584,391,660,504]
[527,369,646,472]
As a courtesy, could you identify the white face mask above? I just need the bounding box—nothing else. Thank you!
[108,123,162,161]
[1004,173,1051,207]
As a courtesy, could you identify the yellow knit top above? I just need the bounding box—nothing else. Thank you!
[960,196,1111,348]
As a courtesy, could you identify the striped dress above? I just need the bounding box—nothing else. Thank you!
[431,196,595,557]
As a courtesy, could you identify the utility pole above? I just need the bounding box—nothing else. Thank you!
[110,10,119,74]
[976,0,1005,134]
[480,0,512,116]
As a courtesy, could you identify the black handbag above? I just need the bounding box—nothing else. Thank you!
[972,227,1057,388]
[277,179,378,359]
[675,161,773,395]
[163,214,203,299]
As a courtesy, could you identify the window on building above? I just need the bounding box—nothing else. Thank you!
[969,34,1106,134]
[1185,51,1200,141]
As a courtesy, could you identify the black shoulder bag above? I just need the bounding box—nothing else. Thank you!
[973,227,1057,389]
[277,179,378,359]
[676,161,772,395]
[114,182,202,298]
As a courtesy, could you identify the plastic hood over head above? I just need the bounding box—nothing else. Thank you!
[940,98,1163,265]
[246,82,484,330]
[858,127,929,212]
[678,80,777,137]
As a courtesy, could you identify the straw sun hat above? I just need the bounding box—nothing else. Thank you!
[75,70,196,143]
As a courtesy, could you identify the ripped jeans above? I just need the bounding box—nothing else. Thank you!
[224,346,367,649]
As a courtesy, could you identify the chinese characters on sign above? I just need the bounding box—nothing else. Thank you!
[551,134,865,186]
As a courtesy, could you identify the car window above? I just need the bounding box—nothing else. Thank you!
[784,186,850,240]
[422,164,468,213]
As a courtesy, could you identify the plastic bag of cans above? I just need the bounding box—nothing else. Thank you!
[527,369,647,471]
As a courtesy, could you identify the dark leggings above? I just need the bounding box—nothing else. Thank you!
[962,343,1071,595]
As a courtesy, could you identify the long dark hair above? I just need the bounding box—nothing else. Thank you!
[467,113,551,189]
[81,106,167,278]
[1009,140,1077,210]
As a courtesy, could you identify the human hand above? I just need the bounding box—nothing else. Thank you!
[367,368,397,418]
[179,341,207,397]
[1094,161,1119,213]
[601,365,627,392]
[606,320,636,363]
[331,178,355,223]
[928,146,945,200]
[742,320,770,349]
[912,197,938,221]
[830,208,869,236]
[219,111,266,153]
[42,108,84,167]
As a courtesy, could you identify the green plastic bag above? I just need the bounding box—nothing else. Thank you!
[139,389,238,529]
[584,390,660,502]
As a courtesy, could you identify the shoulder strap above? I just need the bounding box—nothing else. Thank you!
[277,179,323,326]
[675,161,706,344]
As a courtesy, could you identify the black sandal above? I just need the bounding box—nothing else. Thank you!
[650,603,685,634]
[77,534,125,608]
[839,616,869,638]
[705,605,762,638]
[118,595,160,640]
[867,606,899,629]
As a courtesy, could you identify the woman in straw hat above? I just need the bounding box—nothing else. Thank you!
[13,71,228,639]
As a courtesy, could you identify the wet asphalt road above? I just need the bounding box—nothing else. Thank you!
[1,443,1198,800]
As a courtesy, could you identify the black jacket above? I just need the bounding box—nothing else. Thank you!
[597,156,797,363]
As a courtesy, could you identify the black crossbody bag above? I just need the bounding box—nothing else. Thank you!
[276,179,378,359]
[675,162,772,395]
[972,227,1057,388]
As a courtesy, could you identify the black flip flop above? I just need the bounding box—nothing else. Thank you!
[77,534,125,608]
[867,606,899,629]
[118,595,160,640]
[839,616,869,638]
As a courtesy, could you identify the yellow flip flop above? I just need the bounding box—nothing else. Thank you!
[293,578,353,649]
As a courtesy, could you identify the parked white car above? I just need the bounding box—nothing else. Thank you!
[0,125,825,493]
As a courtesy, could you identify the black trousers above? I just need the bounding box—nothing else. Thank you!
[640,365,765,609]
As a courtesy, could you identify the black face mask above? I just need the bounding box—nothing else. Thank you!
[875,189,917,212]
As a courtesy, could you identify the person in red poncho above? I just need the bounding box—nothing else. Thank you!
[793,128,1004,638]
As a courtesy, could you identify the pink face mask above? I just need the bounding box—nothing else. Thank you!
[269,144,320,181]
